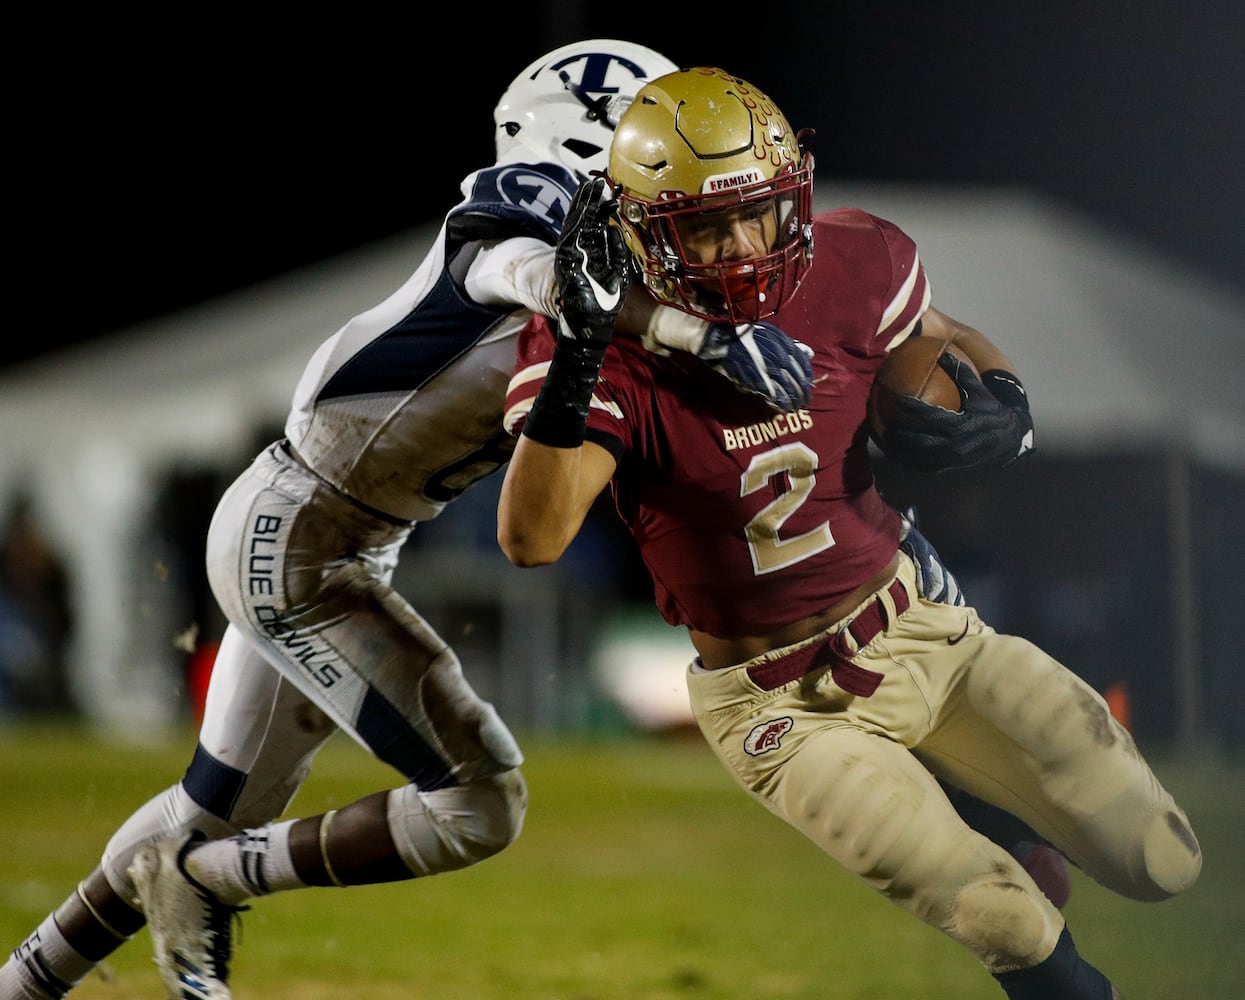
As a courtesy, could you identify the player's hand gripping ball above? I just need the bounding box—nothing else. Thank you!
[867,335,977,442]
[872,337,1035,471]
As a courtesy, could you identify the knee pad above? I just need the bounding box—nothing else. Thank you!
[477,702,524,772]
[387,769,527,877]
[950,871,1064,974]
[1135,807,1201,901]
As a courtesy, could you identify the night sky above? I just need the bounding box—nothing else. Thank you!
[17,4,1241,370]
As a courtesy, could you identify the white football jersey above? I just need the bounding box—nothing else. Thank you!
[285,161,578,522]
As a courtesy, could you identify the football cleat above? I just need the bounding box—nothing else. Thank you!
[1013,841,1073,909]
[129,832,247,1000]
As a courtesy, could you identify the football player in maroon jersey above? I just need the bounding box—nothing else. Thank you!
[498,67,1201,999]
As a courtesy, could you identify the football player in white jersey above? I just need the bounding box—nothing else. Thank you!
[0,40,819,1000]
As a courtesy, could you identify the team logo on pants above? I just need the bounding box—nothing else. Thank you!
[744,717,794,756]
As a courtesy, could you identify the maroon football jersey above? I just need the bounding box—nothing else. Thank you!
[505,208,929,636]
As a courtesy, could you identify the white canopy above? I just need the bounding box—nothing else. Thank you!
[2,185,1241,729]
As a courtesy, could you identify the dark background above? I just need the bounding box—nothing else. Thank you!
[8,5,1242,750]
[15,3,1241,370]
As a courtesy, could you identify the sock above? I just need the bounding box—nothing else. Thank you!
[182,820,304,905]
[0,914,94,999]
[994,927,1113,999]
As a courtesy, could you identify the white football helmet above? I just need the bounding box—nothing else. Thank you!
[494,39,679,180]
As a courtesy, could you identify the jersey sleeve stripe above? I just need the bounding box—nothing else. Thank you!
[882,280,932,352]
[503,398,533,435]
[590,396,624,420]
[877,250,932,351]
[504,355,625,437]
[508,360,552,391]
[502,363,549,434]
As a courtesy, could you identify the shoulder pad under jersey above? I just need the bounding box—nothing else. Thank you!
[446,162,578,247]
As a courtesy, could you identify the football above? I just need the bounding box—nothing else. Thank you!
[867,336,977,440]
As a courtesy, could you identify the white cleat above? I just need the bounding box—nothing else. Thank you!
[129,833,246,1000]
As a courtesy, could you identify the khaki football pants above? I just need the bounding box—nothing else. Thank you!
[686,553,1201,974]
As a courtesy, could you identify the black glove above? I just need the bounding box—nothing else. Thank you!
[523,177,632,449]
[554,175,631,348]
[897,508,966,606]
[697,321,814,413]
[883,355,1035,471]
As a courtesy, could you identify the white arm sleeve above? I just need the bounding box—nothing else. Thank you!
[466,237,712,362]
[464,237,559,317]
[643,304,710,357]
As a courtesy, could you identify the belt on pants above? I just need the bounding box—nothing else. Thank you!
[745,577,910,696]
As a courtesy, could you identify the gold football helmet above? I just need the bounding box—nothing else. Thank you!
[609,67,814,324]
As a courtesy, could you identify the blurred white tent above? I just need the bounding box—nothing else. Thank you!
[829,184,1245,468]
[1,185,1241,732]
[0,231,439,726]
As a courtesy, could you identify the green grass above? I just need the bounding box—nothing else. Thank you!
[2,722,1242,999]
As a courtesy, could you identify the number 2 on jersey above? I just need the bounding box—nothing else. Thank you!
[740,442,834,575]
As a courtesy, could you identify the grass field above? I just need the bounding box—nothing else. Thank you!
[2,721,1242,999]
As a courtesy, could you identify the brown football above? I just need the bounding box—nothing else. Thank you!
[867,336,978,440]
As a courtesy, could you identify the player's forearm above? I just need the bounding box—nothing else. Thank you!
[464,237,559,316]
[497,436,592,566]
[921,307,1018,376]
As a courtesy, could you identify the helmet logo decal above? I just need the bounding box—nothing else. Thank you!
[549,52,650,99]
[716,77,795,168]
[496,168,574,228]
[768,121,792,165]
[744,716,794,756]
[703,167,765,194]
